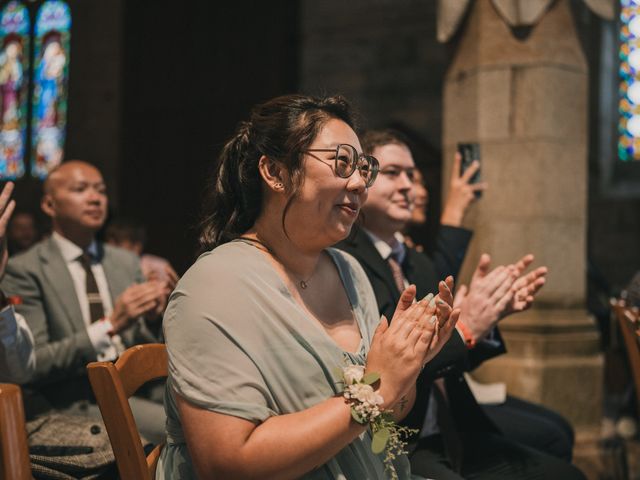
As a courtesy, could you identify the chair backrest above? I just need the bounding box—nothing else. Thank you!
[87,343,167,480]
[613,302,640,420]
[0,384,32,480]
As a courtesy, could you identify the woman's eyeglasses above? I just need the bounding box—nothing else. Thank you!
[304,144,379,188]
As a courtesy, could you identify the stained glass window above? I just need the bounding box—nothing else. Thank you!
[30,0,70,178]
[0,1,29,179]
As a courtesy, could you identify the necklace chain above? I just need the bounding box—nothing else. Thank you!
[234,236,314,289]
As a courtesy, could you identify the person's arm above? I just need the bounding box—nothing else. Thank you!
[2,260,97,385]
[0,306,35,384]
[178,285,458,480]
[178,393,367,480]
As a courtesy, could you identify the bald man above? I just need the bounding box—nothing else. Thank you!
[1,161,168,443]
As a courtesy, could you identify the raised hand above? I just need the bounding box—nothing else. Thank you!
[501,254,547,317]
[455,254,518,341]
[440,152,487,227]
[0,182,16,277]
[423,276,461,364]
[366,286,436,408]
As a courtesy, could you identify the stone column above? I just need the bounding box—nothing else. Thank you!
[442,0,602,429]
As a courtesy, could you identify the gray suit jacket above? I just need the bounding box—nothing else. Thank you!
[1,237,159,400]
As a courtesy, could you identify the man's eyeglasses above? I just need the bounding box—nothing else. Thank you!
[304,144,379,188]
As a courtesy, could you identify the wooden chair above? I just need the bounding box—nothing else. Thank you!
[613,301,640,420]
[87,343,167,480]
[0,383,32,480]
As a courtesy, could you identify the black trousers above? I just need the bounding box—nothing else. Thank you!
[410,433,586,480]
[482,395,575,461]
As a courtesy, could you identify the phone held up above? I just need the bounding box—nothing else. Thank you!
[457,142,482,199]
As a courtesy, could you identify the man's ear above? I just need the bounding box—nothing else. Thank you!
[257,155,287,193]
[41,194,55,218]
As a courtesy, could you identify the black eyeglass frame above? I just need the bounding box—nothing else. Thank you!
[304,144,380,188]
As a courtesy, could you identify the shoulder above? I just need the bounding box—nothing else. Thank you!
[6,238,51,273]
[327,248,367,280]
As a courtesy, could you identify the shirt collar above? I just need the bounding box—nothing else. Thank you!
[52,231,99,263]
[363,229,407,264]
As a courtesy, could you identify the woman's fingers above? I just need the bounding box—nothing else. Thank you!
[391,284,417,324]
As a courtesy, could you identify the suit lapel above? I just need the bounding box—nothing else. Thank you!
[40,237,85,331]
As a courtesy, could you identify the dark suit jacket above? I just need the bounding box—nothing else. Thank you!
[336,226,504,434]
[1,237,160,411]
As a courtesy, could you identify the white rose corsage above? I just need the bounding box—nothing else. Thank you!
[339,364,417,480]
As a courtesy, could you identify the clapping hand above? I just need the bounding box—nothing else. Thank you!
[366,279,460,408]
[454,253,548,343]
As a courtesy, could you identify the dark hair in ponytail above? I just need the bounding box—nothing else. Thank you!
[198,94,356,252]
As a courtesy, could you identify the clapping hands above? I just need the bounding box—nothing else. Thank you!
[454,253,547,343]
[366,277,460,409]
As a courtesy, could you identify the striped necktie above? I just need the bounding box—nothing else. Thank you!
[387,254,406,293]
[79,252,105,323]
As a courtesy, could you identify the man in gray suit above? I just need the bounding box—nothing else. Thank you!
[1,161,168,443]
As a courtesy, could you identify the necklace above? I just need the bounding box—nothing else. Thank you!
[234,236,314,289]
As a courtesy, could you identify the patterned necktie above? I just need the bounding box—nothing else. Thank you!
[387,254,406,293]
[79,252,105,323]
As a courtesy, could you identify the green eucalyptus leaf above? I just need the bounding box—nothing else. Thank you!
[351,409,365,425]
[371,427,390,454]
[363,372,380,385]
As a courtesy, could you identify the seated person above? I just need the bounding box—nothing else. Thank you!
[158,94,459,479]
[406,142,575,461]
[7,210,40,256]
[0,181,35,384]
[336,129,584,479]
[104,217,178,287]
[1,161,168,444]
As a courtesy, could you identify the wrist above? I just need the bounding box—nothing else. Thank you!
[440,208,463,227]
[456,320,477,349]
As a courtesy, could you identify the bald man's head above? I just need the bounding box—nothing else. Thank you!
[43,160,102,195]
[41,161,108,240]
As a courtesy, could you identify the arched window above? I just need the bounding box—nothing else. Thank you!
[0,0,70,180]
[619,0,640,161]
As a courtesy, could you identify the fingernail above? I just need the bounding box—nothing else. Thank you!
[429,315,437,324]
[437,300,446,305]
[422,293,434,304]
[429,296,436,308]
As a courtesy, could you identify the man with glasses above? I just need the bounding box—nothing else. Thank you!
[336,129,583,480]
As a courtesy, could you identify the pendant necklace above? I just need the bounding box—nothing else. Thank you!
[234,236,314,290]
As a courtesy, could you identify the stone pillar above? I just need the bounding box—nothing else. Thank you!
[442,0,603,429]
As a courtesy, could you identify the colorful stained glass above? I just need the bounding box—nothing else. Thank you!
[30,0,70,178]
[0,1,29,179]
[619,0,640,161]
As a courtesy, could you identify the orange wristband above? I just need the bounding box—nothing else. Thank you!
[456,321,477,349]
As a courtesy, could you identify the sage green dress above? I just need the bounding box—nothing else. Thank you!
[156,241,422,480]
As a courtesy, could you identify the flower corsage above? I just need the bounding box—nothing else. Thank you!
[339,365,416,479]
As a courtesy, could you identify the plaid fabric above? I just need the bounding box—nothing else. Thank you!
[27,414,115,479]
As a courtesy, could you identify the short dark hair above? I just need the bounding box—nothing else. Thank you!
[360,129,411,156]
[105,218,146,246]
[198,94,357,252]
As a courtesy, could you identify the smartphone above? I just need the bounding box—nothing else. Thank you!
[457,142,482,198]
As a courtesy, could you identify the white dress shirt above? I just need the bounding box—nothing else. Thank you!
[51,232,124,361]
[0,306,36,383]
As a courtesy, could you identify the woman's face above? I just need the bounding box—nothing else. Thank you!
[410,168,428,226]
[284,118,368,250]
